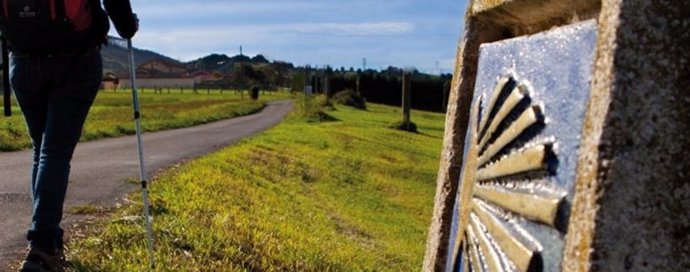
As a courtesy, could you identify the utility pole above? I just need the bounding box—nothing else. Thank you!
[304,65,311,96]
[324,66,331,102]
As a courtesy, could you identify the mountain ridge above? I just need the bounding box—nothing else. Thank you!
[103,36,274,76]
[102,36,182,75]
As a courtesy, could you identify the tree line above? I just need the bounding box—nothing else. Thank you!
[181,54,453,113]
[290,66,452,113]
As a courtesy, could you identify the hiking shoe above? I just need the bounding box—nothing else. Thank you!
[19,247,65,272]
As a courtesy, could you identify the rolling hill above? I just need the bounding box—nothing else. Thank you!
[102,37,273,76]
[101,36,182,76]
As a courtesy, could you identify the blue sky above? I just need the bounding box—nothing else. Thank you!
[121,0,468,74]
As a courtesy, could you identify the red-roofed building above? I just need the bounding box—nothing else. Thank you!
[117,59,196,89]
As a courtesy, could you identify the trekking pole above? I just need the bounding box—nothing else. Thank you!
[127,38,155,268]
[2,38,11,117]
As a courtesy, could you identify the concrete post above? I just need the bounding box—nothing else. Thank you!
[402,72,411,125]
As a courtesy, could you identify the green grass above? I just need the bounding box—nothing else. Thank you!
[0,90,289,151]
[66,96,446,271]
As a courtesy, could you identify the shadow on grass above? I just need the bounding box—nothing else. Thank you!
[417,131,443,139]
[305,110,341,123]
[388,121,418,133]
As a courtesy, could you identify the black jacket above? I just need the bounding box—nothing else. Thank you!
[103,0,137,39]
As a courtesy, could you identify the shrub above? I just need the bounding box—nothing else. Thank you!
[331,89,366,110]
[294,95,338,123]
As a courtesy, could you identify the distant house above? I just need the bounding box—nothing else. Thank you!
[101,71,119,90]
[117,59,196,89]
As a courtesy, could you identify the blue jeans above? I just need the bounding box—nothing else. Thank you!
[10,50,102,252]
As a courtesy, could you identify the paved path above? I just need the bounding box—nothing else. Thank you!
[0,100,292,267]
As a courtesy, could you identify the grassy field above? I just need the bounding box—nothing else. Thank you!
[0,90,288,151]
[65,97,446,271]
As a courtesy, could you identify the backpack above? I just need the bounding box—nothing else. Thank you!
[0,0,109,54]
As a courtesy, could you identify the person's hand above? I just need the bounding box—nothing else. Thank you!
[117,13,139,39]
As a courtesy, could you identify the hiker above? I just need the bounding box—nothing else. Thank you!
[0,0,138,271]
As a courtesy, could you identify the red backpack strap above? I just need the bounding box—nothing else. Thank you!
[63,0,91,31]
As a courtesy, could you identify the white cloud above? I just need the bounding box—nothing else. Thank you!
[131,21,415,61]
[123,0,464,70]
[290,22,413,36]
[133,1,315,18]
[137,22,413,39]
[132,0,425,20]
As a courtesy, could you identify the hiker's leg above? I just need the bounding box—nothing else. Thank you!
[10,55,48,194]
[12,52,102,252]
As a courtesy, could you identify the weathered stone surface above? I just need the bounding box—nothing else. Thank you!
[427,0,690,271]
[470,0,600,35]
[423,15,506,272]
[563,0,690,271]
[424,1,599,270]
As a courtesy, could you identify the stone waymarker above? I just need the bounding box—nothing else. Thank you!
[425,0,689,271]
[446,20,597,272]
[402,72,412,125]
